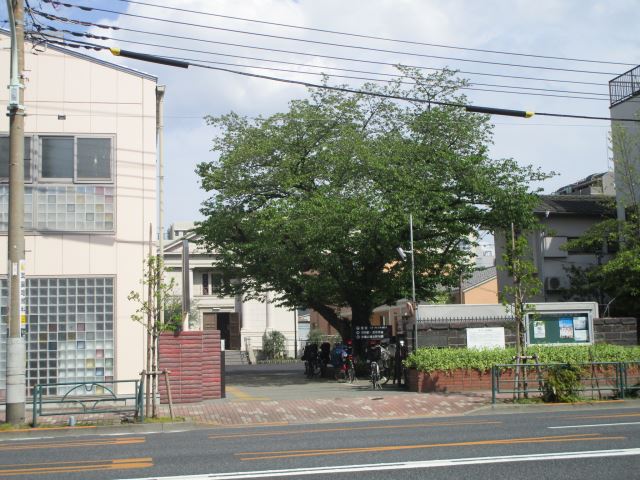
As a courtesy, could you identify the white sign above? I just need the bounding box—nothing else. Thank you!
[466,327,505,350]
[534,321,546,339]
[574,329,588,342]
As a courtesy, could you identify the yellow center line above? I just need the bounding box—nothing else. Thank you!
[236,433,626,461]
[0,457,153,477]
[0,437,145,452]
[209,420,502,440]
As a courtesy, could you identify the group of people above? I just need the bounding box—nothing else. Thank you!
[302,336,409,386]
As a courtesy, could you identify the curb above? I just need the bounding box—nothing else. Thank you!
[0,420,203,441]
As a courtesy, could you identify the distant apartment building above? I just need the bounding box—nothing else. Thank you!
[0,33,157,395]
[496,193,615,303]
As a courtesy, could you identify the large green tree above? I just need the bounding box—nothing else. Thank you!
[196,69,547,340]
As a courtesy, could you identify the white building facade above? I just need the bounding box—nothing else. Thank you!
[0,35,157,395]
[163,226,297,359]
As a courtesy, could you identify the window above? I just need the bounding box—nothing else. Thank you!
[0,136,32,181]
[41,136,112,182]
[77,138,111,180]
[202,273,209,295]
[41,136,74,179]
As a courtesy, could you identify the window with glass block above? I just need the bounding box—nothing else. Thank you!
[0,277,115,396]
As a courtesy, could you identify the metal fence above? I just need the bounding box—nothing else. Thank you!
[32,379,143,427]
[609,65,640,106]
[491,362,638,404]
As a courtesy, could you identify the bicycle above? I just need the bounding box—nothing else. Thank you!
[335,353,357,383]
[370,360,382,390]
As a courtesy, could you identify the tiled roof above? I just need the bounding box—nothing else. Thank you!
[462,266,496,291]
[534,195,615,217]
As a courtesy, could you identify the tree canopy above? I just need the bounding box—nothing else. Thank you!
[196,69,547,339]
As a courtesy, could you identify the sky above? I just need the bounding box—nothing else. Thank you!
[8,0,640,230]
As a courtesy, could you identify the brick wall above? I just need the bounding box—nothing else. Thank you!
[158,331,224,404]
[593,318,638,346]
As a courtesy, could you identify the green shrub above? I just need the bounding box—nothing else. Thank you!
[543,364,582,403]
[262,330,286,359]
[307,328,324,345]
[405,344,640,373]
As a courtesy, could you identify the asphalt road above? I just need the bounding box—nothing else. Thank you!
[0,404,638,479]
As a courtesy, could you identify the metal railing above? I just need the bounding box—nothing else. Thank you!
[32,379,144,427]
[491,362,637,404]
[609,65,640,106]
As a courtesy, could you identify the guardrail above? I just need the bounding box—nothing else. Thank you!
[32,379,144,427]
[491,362,638,404]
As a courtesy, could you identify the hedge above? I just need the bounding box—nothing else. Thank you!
[404,344,640,373]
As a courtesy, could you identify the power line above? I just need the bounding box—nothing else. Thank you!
[28,8,609,88]
[67,0,637,67]
[32,25,609,100]
[41,36,640,123]
[39,0,619,76]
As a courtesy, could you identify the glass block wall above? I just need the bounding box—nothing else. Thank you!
[0,186,33,230]
[0,185,114,232]
[0,277,115,396]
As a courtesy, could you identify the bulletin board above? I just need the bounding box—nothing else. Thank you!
[526,313,592,345]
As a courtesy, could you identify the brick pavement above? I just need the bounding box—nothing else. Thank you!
[1,392,490,427]
[159,392,489,426]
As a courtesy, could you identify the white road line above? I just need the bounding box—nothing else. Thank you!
[118,448,640,480]
[549,422,640,429]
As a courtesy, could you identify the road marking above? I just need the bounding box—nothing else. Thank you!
[209,420,502,440]
[117,448,640,479]
[555,412,640,420]
[550,422,640,429]
[0,457,153,476]
[236,433,625,461]
[226,386,270,401]
[0,436,145,452]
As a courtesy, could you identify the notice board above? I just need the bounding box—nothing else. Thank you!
[526,313,591,345]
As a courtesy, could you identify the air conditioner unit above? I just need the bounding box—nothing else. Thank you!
[545,276,562,291]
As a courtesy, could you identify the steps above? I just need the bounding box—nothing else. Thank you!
[224,350,250,366]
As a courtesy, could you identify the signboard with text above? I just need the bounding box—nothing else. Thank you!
[466,327,505,349]
[353,325,392,341]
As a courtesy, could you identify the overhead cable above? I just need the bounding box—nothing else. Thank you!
[28,8,609,87]
[39,0,618,75]
[38,37,640,123]
[110,0,633,67]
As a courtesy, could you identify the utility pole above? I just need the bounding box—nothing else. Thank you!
[156,85,165,333]
[5,0,26,424]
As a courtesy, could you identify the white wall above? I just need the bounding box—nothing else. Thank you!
[0,37,157,391]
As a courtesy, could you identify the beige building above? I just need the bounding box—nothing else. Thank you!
[0,34,157,395]
[163,224,297,360]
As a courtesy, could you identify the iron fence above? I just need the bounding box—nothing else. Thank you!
[32,379,144,427]
[490,361,636,404]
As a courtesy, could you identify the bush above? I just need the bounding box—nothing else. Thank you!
[543,364,582,403]
[262,330,286,359]
[405,344,640,373]
[307,328,324,345]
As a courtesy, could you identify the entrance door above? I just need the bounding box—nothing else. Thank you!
[202,312,240,350]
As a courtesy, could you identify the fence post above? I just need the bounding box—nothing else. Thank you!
[31,385,39,427]
[491,366,497,405]
[619,362,626,399]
